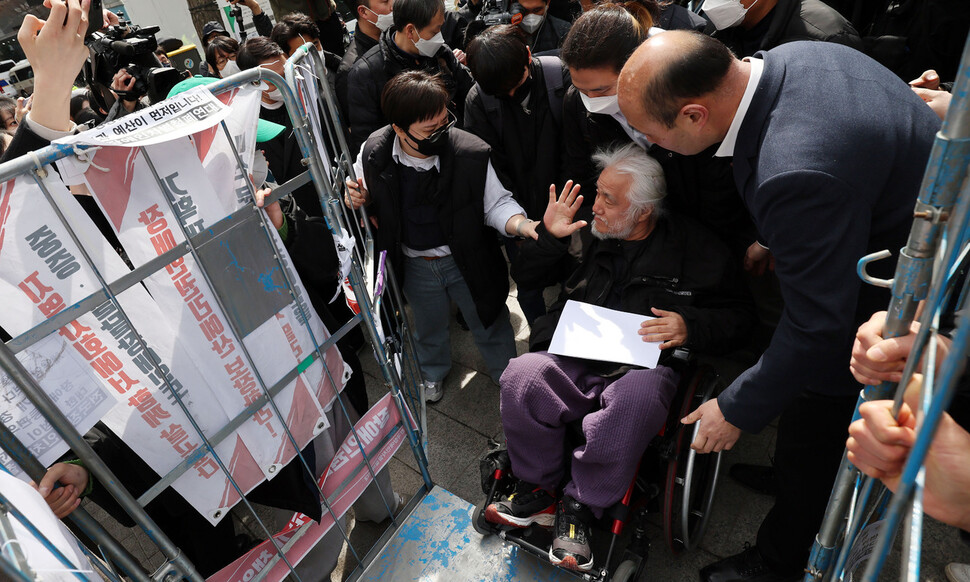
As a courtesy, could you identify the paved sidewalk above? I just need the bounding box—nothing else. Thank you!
[343,289,970,581]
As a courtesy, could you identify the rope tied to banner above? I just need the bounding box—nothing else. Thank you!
[28,151,47,179]
[70,145,108,173]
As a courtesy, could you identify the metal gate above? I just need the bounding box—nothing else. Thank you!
[0,54,430,582]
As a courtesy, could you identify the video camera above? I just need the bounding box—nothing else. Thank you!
[82,21,184,113]
[462,0,525,45]
[478,0,515,26]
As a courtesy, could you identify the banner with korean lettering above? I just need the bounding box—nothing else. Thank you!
[208,392,414,582]
[56,99,347,519]
[0,172,260,523]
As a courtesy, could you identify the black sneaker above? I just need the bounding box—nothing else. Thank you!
[484,479,556,528]
[549,495,594,572]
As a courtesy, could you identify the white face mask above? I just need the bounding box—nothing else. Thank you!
[580,92,620,115]
[367,8,395,31]
[413,31,445,57]
[520,13,544,34]
[703,0,757,30]
[220,59,241,77]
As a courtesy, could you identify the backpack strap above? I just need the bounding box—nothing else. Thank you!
[478,88,505,142]
[537,55,565,127]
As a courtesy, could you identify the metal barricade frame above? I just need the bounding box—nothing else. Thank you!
[0,64,431,582]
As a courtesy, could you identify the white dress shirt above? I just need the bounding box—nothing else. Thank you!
[714,56,764,158]
[353,133,526,258]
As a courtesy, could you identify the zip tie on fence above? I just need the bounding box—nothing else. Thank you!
[71,145,108,173]
[28,150,47,178]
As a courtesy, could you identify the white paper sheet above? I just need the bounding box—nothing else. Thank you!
[548,300,662,369]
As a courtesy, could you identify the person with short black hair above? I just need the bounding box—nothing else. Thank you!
[559,5,755,260]
[464,24,569,324]
[270,12,343,77]
[269,0,348,56]
[237,37,329,220]
[205,36,241,78]
[617,29,940,582]
[345,70,536,403]
[345,0,474,153]
[336,0,394,129]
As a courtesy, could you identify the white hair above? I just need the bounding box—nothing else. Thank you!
[591,143,667,219]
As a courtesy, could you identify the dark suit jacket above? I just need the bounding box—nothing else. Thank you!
[718,41,941,432]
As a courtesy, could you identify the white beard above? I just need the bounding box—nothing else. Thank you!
[590,214,637,240]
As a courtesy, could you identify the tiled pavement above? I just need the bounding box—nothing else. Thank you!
[83,286,970,581]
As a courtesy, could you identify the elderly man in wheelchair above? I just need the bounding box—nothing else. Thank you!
[484,143,756,573]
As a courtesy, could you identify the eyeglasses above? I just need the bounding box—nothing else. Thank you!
[427,110,456,140]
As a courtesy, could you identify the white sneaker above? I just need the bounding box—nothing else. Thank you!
[424,380,443,403]
[947,563,970,582]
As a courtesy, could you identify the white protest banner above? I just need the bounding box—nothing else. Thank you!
[55,87,231,148]
[67,140,314,484]
[0,171,265,524]
[179,86,351,415]
[208,392,414,582]
[189,84,262,213]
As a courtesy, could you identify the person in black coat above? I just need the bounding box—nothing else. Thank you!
[702,0,862,57]
[490,143,754,571]
[463,25,570,324]
[619,31,941,581]
[346,0,475,154]
[237,37,329,220]
[344,71,538,400]
[559,5,757,261]
[336,0,392,125]
[512,0,572,54]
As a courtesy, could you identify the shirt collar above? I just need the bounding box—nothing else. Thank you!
[392,134,441,171]
[714,56,764,158]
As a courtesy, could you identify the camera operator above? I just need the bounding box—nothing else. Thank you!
[345,0,474,154]
[464,24,569,324]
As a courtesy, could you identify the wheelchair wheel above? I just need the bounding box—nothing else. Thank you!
[663,367,723,555]
[473,498,494,537]
[611,559,638,582]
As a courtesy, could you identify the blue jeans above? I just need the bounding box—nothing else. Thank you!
[403,255,516,384]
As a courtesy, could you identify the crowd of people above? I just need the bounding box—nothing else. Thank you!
[4,0,970,580]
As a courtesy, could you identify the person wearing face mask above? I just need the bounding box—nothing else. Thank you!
[463,24,569,325]
[346,0,475,154]
[512,0,571,55]
[344,71,537,403]
[702,0,861,58]
[205,36,241,79]
[559,4,757,262]
[236,37,329,220]
[337,0,394,131]
[270,12,343,84]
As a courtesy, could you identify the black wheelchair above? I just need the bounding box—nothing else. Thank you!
[473,351,724,581]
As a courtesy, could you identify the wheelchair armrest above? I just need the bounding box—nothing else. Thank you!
[665,347,694,372]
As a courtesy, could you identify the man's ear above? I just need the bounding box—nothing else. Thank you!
[357,4,369,20]
[680,103,709,128]
[635,207,652,224]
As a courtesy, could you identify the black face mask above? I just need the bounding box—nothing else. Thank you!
[404,111,456,156]
[499,73,534,102]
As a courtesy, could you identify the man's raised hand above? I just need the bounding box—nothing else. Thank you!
[543,180,586,239]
